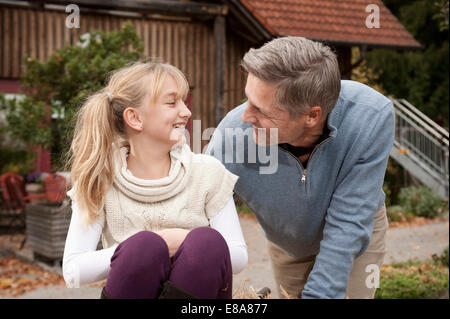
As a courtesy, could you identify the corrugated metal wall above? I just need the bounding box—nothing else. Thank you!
[0,5,251,135]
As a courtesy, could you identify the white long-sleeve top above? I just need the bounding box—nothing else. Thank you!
[62,195,248,288]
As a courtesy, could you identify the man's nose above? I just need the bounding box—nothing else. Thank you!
[241,105,255,123]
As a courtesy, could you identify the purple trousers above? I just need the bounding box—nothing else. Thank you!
[104,227,232,299]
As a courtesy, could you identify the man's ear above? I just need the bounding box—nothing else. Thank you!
[123,107,143,131]
[306,106,323,126]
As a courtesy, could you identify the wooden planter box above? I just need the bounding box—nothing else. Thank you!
[25,202,72,262]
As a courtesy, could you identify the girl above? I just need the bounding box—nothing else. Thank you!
[62,61,248,299]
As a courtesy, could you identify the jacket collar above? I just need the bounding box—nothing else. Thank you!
[324,96,342,139]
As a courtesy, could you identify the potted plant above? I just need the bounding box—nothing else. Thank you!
[24,171,47,204]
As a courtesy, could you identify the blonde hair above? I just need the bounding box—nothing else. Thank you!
[65,61,189,225]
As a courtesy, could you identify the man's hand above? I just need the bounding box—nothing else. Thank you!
[155,228,190,257]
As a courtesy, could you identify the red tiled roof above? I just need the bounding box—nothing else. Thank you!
[240,0,421,49]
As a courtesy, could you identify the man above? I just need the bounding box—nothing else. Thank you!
[206,36,394,299]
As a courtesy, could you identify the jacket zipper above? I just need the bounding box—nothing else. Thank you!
[279,136,332,188]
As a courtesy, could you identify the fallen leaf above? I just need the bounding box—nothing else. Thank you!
[0,278,13,289]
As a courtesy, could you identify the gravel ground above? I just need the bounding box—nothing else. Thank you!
[384,220,449,264]
[1,215,448,299]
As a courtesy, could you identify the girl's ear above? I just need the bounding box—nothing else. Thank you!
[123,107,144,131]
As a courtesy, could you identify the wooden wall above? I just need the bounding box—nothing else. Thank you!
[0,5,251,135]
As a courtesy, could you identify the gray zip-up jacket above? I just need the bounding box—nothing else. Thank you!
[206,80,395,298]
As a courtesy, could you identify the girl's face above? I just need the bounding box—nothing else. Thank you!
[140,75,191,148]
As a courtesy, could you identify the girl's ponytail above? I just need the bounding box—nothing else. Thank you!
[68,91,119,225]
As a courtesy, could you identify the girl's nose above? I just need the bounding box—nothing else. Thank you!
[179,101,192,119]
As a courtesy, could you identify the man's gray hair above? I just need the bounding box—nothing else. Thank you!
[241,36,341,118]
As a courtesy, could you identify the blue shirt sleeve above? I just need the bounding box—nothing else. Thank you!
[301,102,395,298]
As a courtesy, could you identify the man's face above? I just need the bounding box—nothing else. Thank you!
[241,73,308,145]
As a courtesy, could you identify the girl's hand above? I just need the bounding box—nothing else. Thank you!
[155,228,190,257]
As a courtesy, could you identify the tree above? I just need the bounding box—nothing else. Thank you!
[364,0,449,127]
[0,22,144,170]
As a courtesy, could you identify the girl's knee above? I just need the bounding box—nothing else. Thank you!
[113,231,169,264]
[183,227,230,264]
[187,227,227,247]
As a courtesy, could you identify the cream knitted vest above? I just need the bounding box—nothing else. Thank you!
[99,143,239,249]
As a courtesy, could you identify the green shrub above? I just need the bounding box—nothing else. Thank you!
[441,247,449,267]
[432,246,449,268]
[375,259,449,299]
[383,184,392,207]
[0,147,36,175]
[386,205,409,223]
[398,186,446,218]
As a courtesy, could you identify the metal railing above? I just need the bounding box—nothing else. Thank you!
[390,97,449,199]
